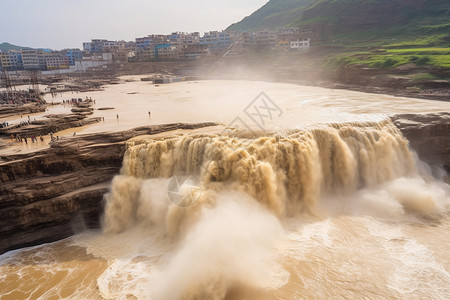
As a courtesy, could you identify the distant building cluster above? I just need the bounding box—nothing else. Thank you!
[0,49,82,71]
[128,28,310,61]
[0,28,310,72]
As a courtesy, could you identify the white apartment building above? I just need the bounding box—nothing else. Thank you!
[21,50,41,69]
[290,38,310,50]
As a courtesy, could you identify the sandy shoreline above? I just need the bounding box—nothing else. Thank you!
[1,76,449,158]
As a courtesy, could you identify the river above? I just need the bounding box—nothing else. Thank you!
[1,78,449,299]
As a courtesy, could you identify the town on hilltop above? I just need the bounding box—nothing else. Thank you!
[0,29,311,74]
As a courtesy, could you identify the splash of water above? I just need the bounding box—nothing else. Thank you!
[98,120,450,299]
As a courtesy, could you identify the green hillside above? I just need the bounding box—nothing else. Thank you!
[227,0,450,47]
[227,0,315,31]
[0,42,31,52]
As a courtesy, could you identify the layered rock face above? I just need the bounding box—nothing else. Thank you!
[392,112,450,175]
[0,123,216,254]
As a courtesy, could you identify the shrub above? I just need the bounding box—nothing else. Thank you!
[383,58,398,67]
[416,55,431,65]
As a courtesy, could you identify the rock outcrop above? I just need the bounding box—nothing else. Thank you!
[0,99,100,137]
[2,114,102,137]
[392,112,450,175]
[0,103,46,118]
[0,122,217,254]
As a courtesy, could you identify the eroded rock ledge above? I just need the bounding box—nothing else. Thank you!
[0,122,217,254]
[0,113,449,254]
[391,112,450,175]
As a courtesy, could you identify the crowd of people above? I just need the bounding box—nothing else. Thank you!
[11,133,45,145]
[0,90,42,105]
[62,97,95,105]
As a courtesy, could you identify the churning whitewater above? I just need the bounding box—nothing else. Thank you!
[1,119,449,299]
[95,119,449,299]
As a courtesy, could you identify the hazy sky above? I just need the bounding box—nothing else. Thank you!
[0,0,268,50]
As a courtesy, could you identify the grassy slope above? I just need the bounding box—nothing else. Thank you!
[228,0,450,70]
[329,48,450,69]
[227,0,315,31]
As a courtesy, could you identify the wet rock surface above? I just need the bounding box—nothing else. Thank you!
[0,103,46,118]
[392,112,450,175]
[0,99,100,137]
[0,122,217,254]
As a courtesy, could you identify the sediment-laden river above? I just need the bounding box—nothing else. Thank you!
[1,79,449,299]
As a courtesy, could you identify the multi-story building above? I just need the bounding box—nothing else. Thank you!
[254,30,277,51]
[38,54,47,70]
[45,51,70,69]
[0,50,23,70]
[83,28,310,63]
[83,42,92,52]
[21,49,41,69]
[200,31,233,50]
[154,44,178,60]
[63,49,83,65]
[182,32,200,45]
[105,45,135,62]
[167,32,201,46]
[91,39,108,53]
[290,38,310,50]
[179,44,209,60]
[82,39,119,53]
[136,35,170,48]
[135,48,155,61]
[276,40,290,52]
[136,36,154,49]
[277,28,299,36]
[169,32,183,45]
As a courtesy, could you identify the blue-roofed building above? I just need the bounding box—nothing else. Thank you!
[63,49,83,65]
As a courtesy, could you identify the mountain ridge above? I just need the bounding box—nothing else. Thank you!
[0,42,32,52]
